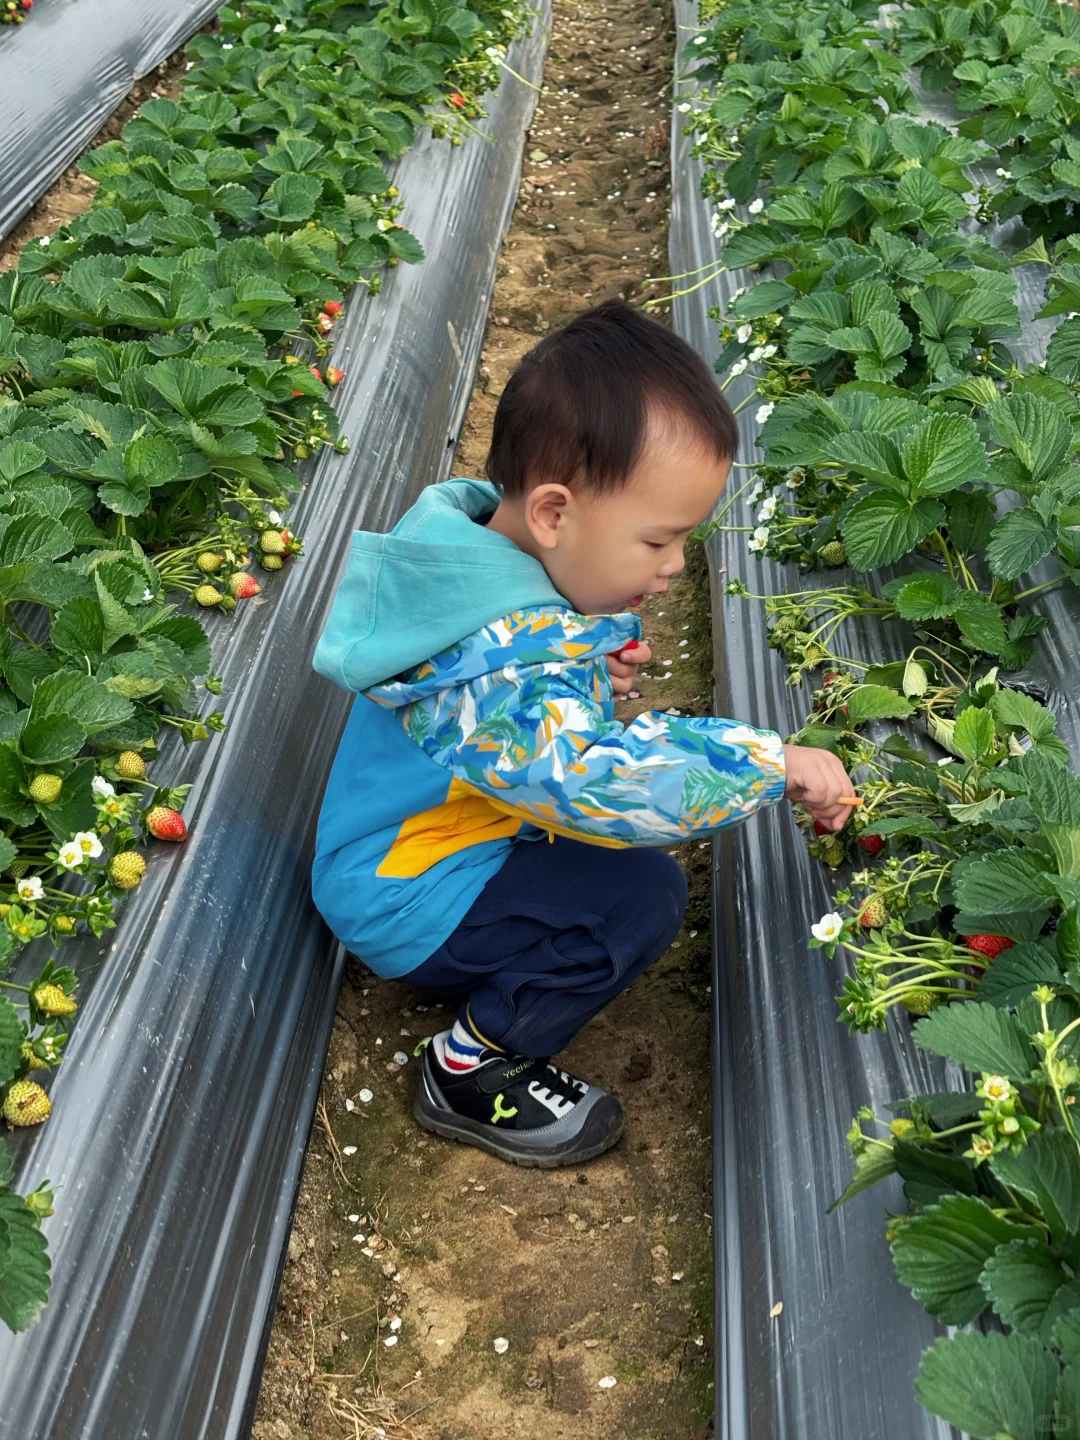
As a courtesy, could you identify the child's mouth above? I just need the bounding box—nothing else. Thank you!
[627,594,644,607]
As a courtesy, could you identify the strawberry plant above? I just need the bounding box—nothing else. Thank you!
[675,0,1080,1427]
[0,0,529,1334]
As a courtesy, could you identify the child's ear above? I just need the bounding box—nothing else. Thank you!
[524,483,572,550]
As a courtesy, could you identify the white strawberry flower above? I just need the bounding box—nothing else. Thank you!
[748,480,764,503]
[729,357,748,377]
[736,323,753,343]
[377,218,393,231]
[758,496,777,521]
[17,877,44,903]
[39,235,51,247]
[693,33,707,43]
[58,841,84,870]
[748,198,765,214]
[978,1074,1013,1103]
[755,402,775,424]
[748,526,770,552]
[712,218,730,239]
[785,467,805,489]
[678,102,692,113]
[142,587,154,602]
[268,509,282,525]
[717,197,737,212]
[749,345,766,362]
[761,344,778,358]
[222,42,233,49]
[812,912,844,943]
[273,21,286,30]
[91,776,116,798]
[995,167,1011,179]
[73,830,103,859]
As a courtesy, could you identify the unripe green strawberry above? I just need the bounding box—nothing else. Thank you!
[5,860,28,880]
[197,552,223,573]
[259,529,287,555]
[115,750,146,780]
[229,572,261,599]
[220,594,237,613]
[3,1079,50,1126]
[859,895,888,929]
[194,585,223,607]
[32,983,76,1017]
[821,835,846,869]
[902,989,935,1017]
[820,541,847,567]
[22,1041,49,1071]
[54,915,75,934]
[29,773,62,804]
[261,554,284,571]
[109,851,147,889]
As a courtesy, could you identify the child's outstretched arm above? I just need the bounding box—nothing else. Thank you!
[396,659,853,847]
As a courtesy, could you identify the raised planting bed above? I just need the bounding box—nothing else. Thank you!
[0,0,548,1433]
[666,0,1080,1434]
[0,0,222,242]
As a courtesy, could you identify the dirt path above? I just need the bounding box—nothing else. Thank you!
[254,2,718,1438]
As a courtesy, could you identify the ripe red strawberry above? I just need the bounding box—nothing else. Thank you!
[962,933,1013,960]
[449,91,465,109]
[310,365,323,382]
[316,312,335,334]
[327,366,345,386]
[322,300,343,316]
[859,833,886,854]
[813,819,829,836]
[823,672,840,685]
[21,0,32,8]
[146,806,187,842]
[859,895,888,929]
[229,572,261,599]
[291,388,303,397]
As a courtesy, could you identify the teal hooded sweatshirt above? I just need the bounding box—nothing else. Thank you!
[311,479,786,978]
[311,478,564,976]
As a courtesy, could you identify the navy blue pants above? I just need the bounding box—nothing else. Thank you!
[403,836,687,1059]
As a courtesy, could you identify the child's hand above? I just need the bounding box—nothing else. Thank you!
[606,641,652,697]
[781,744,855,832]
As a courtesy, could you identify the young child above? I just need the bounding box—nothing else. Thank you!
[311,300,853,1169]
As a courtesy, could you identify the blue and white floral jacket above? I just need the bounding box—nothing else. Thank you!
[311,479,786,977]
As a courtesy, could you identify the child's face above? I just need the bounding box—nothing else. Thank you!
[514,414,731,616]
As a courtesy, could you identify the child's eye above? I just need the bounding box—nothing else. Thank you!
[645,541,665,551]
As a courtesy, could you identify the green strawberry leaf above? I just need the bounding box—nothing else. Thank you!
[0,1191,51,1332]
[891,1193,1031,1323]
[842,492,944,569]
[978,942,1066,1009]
[981,1238,1079,1340]
[953,704,995,761]
[913,1000,1037,1077]
[991,1127,1080,1245]
[954,850,1059,917]
[987,506,1060,581]
[843,684,914,724]
[0,995,23,1089]
[827,1140,896,1213]
[916,1331,1057,1440]
[989,393,1072,485]
[901,412,986,497]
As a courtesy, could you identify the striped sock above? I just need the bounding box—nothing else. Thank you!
[436,1016,491,1073]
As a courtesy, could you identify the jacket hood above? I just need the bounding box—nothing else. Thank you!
[312,478,567,693]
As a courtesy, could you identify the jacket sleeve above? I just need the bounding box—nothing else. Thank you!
[398,659,787,845]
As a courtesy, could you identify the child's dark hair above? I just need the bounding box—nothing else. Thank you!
[485,299,738,497]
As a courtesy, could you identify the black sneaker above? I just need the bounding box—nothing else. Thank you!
[413,1038,624,1168]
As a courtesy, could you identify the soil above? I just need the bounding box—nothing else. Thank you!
[253,0,719,1436]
